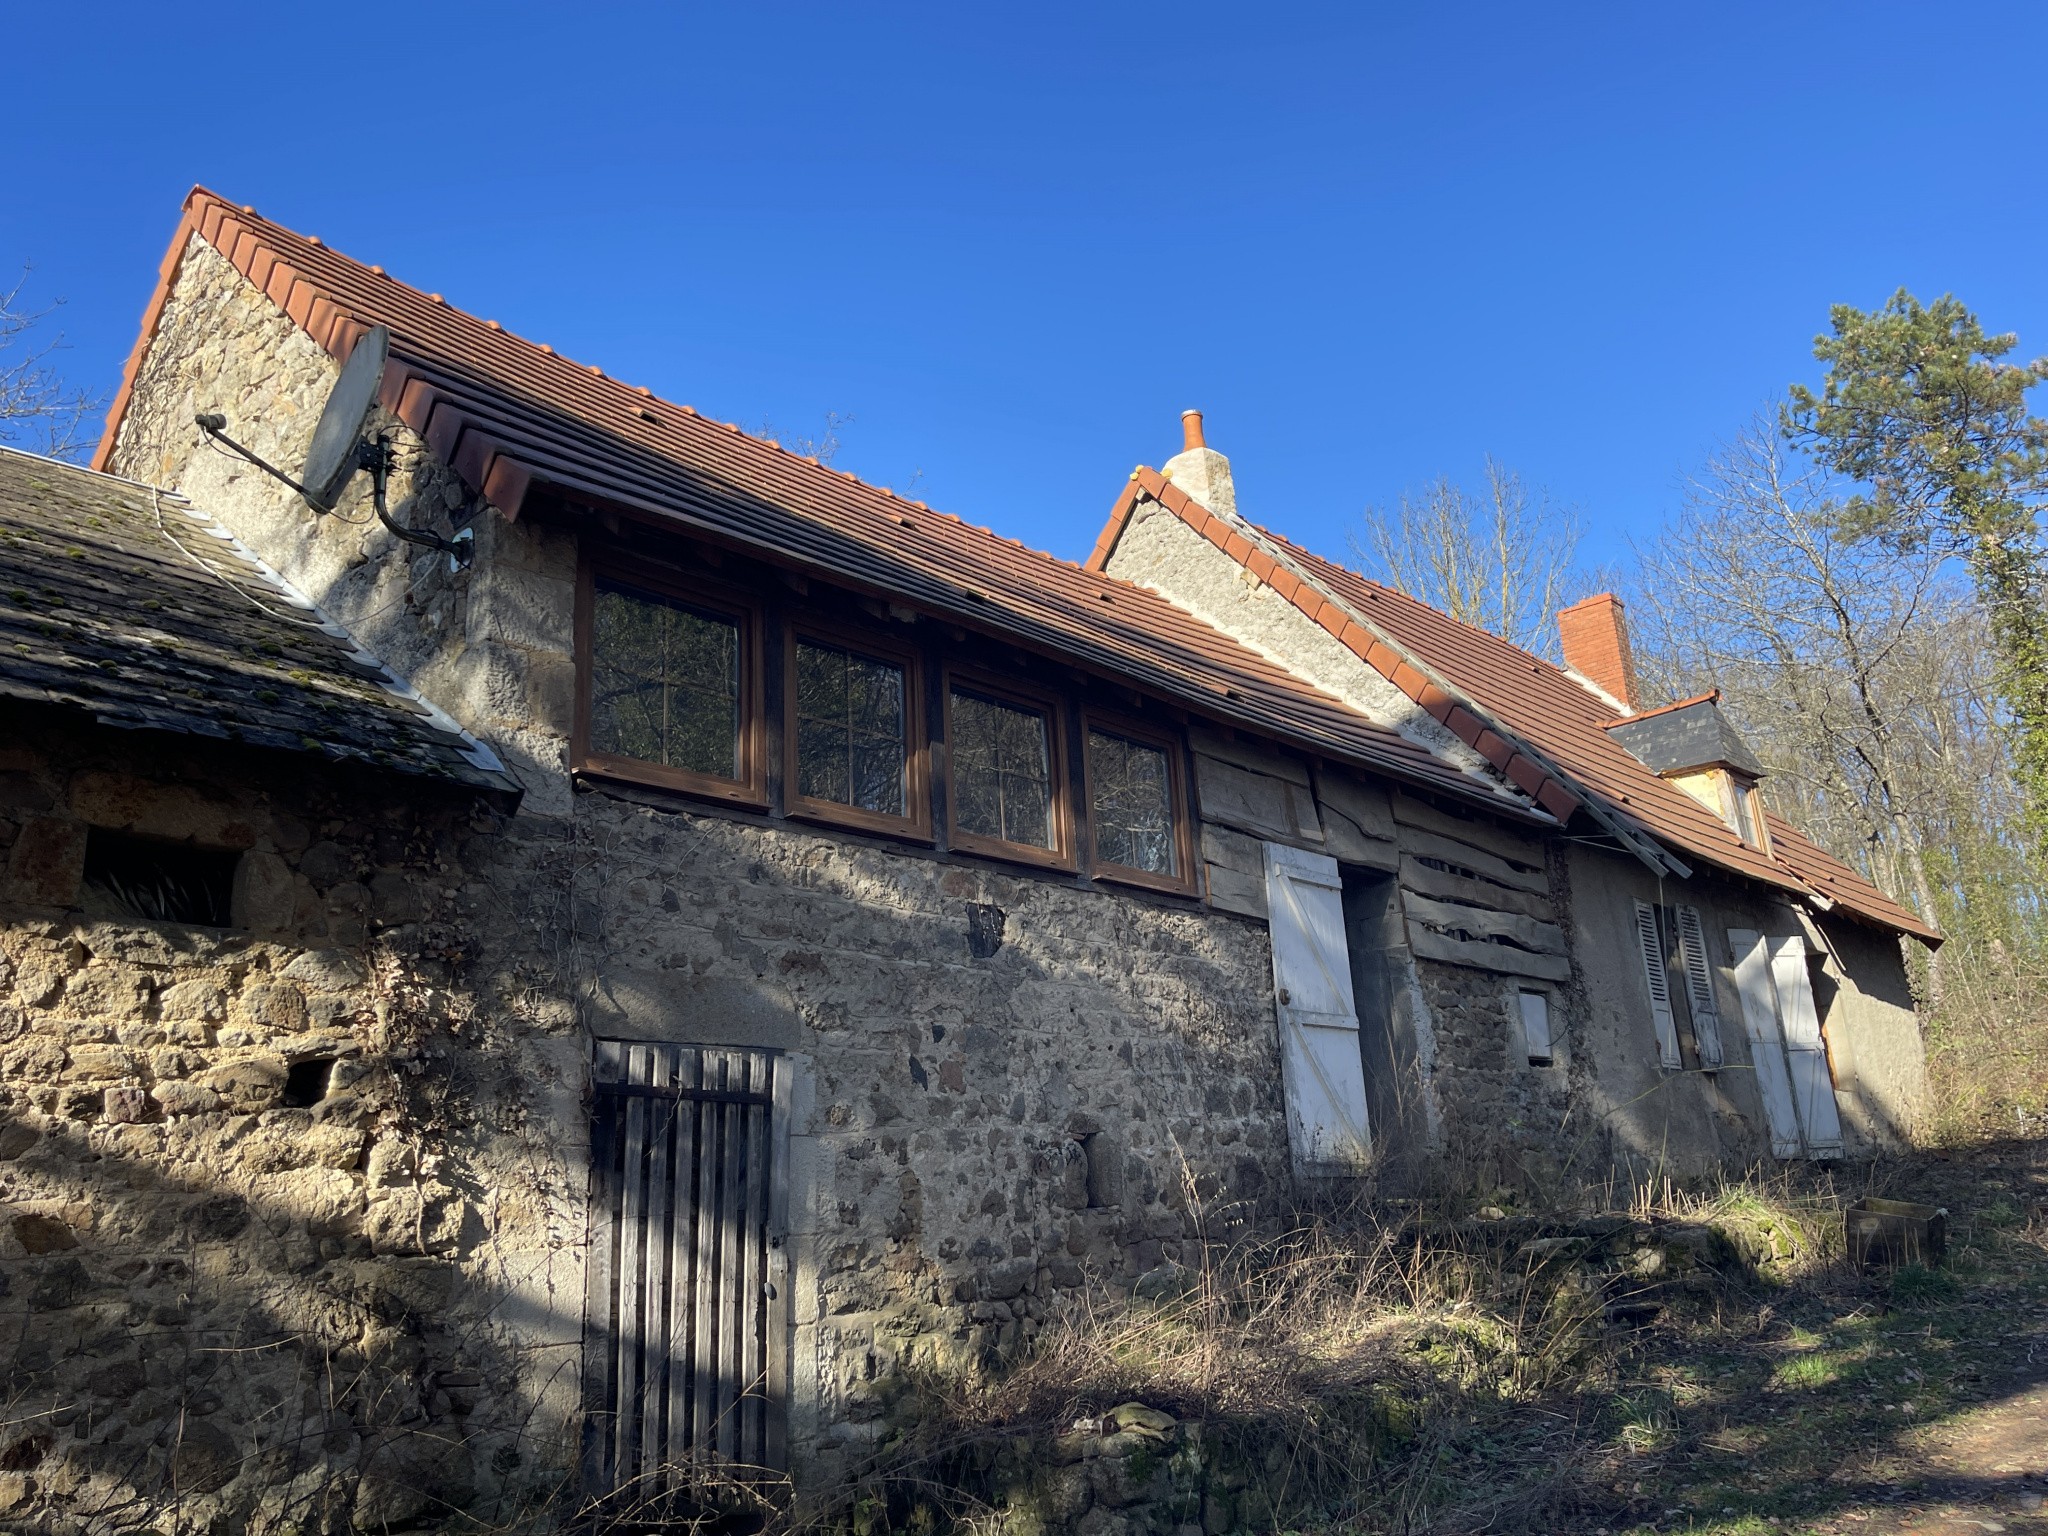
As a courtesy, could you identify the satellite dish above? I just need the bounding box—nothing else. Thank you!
[192,320,472,570]
[302,324,390,512]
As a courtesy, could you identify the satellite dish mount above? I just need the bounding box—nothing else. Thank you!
[194,324,473,570]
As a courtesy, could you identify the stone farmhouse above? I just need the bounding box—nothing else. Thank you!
[0,185,1937,1525]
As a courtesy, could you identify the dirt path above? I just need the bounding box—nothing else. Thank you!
[1616,1143,2048,1536]
[1837,1381,2048,1536]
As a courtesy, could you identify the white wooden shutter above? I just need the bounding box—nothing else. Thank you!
[1728,928,1803,1158]
[1674,905,1725,1068]
[1633,900,1682,1069]
[1517,990,1553,1065]
[1263,842,1372,1173]
[1768,934,1844,1156]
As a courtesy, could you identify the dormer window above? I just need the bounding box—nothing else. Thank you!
[1724,772,1759,847]
[1602,691,1771,852]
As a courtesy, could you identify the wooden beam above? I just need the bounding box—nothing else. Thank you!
[1408,926,1571,981]
[1398,855,1554,921]
[1403,892,1566,954]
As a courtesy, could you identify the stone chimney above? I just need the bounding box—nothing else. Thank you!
[1161,409,1238,518]
[1558,592,1637,711]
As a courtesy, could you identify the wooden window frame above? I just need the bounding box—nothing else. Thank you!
[1079,709,1198,897]
[782,618,932,841]
[942,669,1074,872]
[574,558,768,808]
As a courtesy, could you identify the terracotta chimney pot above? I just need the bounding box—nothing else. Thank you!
[1181,409,1205,452]
[1558,592,1637,711]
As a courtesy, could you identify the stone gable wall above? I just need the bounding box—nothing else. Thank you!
[68,234,1308,1523]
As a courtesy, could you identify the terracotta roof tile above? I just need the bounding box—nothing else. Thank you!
[1090,472,1939,944]
[97,188,1526,820]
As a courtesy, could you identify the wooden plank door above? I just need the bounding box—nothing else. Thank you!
[582,1042,789,1497]
[1728,928,1807,1159]
[1767,935,1845,1156]
[1264,842,1373,1174]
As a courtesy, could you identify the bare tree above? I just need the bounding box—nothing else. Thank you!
[748,409,852,466]
[1629,421,2026,1001]
[1352,458,1586,658]
[0,265,101,461]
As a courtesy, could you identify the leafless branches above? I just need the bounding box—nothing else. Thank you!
[1628,420,2031,1000]
[0,265,102,461]
[1353,457,1587,658]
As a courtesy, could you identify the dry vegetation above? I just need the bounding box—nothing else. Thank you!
[749,1148,2048,1536]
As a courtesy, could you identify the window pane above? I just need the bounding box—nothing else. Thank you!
[1727,778,1757,845]
[590,583,740,779]
[795,640,907,816]
[1089,729,1177,875]
[950,690,1053,849]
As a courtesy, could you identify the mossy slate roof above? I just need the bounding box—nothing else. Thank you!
[0,447,517,795]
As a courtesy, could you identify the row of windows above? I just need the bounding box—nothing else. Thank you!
[573,565,1198,894]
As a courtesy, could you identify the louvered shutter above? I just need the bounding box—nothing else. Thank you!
[1674,905,1725,1067]
[1263,842,1372,1173]
[1633,900,1681,1069]
[1517,990,1553,1065]
[1768,934,1844,1156]
[1728,928,1803,1157]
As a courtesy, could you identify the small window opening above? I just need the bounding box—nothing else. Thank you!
[83,830,238,927]
[1081,1132,1121,1208]
[281,1057,336,1109]
[1518,990,1554,1067]
[1726,776,1758,846]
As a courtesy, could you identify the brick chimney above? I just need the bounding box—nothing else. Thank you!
[1558,592,1637,711]
[1161,409,1238,518]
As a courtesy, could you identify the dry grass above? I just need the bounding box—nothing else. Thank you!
[811,1160,1867,1536]
[1922,938,2048,1144]
[514,1150,2047,1536]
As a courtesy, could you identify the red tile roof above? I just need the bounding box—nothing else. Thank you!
[1089,472,1941,946]
[95,188,1528,819]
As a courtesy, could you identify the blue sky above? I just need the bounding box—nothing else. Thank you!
[7,3,2045,577]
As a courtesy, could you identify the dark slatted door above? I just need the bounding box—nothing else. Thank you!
[582,1042,789,1494]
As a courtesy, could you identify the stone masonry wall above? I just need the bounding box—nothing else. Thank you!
[2,687,1294,1530]
[97,233,1303,1510]
[0,708,588,1532]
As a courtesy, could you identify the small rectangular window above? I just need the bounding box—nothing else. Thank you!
[83,830,238,927]
[1725,775,1758,846]
[1088,730,1175,874]
[1518,990,1554,1066]
[1083,715,1194,894]
[577,567,763,804]
[787,629,927,837]
[946,679,1067,866]
[591,582,740,776]
[795,640,905,814]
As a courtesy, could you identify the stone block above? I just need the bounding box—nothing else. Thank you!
[159,979,226,1021]
[197,1056,288,1112]
[67,774,257,849]
[65,1045,141,1081]
[231,851,294,931]
[281,949,366,990]
[60,966,152,1018]
[3,817,86,907]
[153,1081,220,1117]
[297,841,352,889]
[234,983,307,1033]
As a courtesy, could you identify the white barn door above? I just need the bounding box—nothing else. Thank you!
[1263,842,1373,1174]
[1768,934,1845,1156]
[1728,928,1843,1158]
[1728,929,1803,1158]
